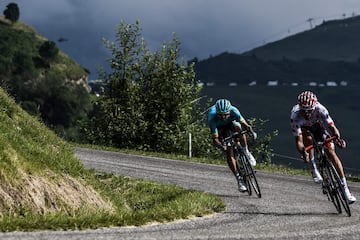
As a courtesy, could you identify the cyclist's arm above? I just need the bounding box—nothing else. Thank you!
[328,122,340,138]
[240,119,252,131]
[212,136,223,149]
[232,107,247,128]
[209,123,223,149]
[295,135,310,161]
[295,135,306,154]
[320,104,340,137]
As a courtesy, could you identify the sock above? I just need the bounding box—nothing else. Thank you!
[310,157,318,171]
[244,146,250,155]
[342,177,348,187]
[235,172,240,180]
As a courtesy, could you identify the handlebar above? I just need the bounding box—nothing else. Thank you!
[222,129,253,142]
[304,136,338,152]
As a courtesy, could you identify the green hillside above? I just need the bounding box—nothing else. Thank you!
[193,15,360,86]
[0,16,92,138]
[0,16,88,81]
[242,16,360,62]
[193,15,360,174]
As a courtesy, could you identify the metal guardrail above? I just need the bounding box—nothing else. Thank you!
[272,152,360,175]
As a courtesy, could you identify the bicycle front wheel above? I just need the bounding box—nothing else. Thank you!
[328,161,351,217]
[321,161,341,214]
[241,154,261,198]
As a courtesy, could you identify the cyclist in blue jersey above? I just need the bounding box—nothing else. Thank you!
[208,99,257,192]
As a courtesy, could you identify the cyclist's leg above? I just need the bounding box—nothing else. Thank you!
[302,128,322,182]
[326,147,356,203]
[325,147,345,178]
[233,122,248,150]
[219,127,239,176]
[225,147,237,175]
[219,126,247,192]
[224,144,246,192]
[302,129,317,168]
[233,121,256,166]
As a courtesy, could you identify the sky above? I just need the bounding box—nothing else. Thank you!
[3,0,360,79]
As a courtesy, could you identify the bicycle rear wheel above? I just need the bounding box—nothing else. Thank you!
[328,161,351,217]
[241,154,261,198]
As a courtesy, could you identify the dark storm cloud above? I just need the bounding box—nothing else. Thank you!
[3,0,360,79]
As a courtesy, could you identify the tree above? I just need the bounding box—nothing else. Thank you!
[3,3,20,24]
[39,40,59,62]
[83,21,277,160]
[83,20,202,153]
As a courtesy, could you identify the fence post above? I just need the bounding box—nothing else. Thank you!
[189,132,192,158]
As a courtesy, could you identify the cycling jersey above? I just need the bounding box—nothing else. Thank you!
[207,105,245,138]
[290,102,334,137]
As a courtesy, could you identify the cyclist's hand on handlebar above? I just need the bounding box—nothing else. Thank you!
[301,150,309,162]
[335,138,346,149]
[251,131,257,140]
[247,126,257,140]
[221,143,227,151]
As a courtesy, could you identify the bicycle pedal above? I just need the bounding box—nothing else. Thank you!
[322,189,327,195]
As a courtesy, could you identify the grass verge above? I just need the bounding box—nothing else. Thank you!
[0,171,224,231]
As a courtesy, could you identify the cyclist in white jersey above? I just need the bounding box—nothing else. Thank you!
[290,91,356,203]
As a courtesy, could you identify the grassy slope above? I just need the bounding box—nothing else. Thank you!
[0,88,224,231]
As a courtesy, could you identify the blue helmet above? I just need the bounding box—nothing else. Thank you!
[215,99,231,114]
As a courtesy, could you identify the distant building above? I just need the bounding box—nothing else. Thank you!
[340,81,348,86]
[291,82,298,86]
[248,81,256,86]
[206,82,215,87]
[308,82,317,86]
[326,81,337,87]
[267,80,278,86]
[229,82,237,87]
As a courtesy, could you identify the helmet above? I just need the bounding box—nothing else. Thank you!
[215,99,231,114]
[297,91,318,110]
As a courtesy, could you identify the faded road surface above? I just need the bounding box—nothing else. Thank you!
[1,148,360,240]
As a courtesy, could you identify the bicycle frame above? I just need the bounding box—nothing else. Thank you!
[305,136,351,216]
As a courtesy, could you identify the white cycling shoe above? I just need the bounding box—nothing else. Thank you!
[344,187,356,204]
[312,169,323,184]
[245,151,256,167]
[237,177,247,192]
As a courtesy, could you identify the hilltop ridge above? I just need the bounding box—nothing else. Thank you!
[193,15,360,86]
[242,15,360,62]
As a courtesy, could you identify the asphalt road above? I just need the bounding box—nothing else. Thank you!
[1,148,360,240]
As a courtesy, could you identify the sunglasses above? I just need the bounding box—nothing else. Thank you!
[301,109,313,114]
[217,113,230,117]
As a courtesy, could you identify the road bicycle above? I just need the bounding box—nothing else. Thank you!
[223,130,261,198]
[305,135,351,216]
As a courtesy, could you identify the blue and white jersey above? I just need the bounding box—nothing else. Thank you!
[207,105,245,138]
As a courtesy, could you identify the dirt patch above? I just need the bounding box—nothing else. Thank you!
[0,169,115,216]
